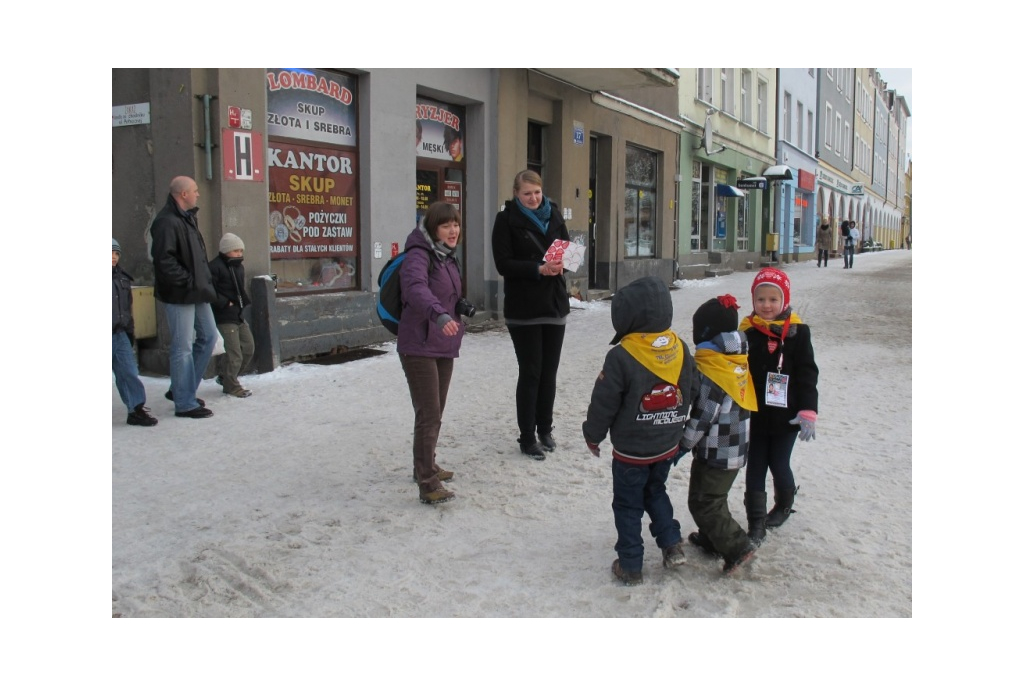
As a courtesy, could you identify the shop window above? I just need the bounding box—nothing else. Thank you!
[736,189,749,251]
[624,145,657,258]
[691,162,706,252]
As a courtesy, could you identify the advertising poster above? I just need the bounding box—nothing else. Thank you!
[416,98,465,162]
[267,140,358,261]
[266,68,357,146]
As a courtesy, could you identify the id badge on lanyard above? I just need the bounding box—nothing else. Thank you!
[765,372,789,408]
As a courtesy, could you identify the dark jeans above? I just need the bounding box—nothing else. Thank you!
[688,458,749,560]
[611,457,681,572]
[112,331,146,411]
[400,354,454,488]
[817,248,828,266]
[745,430,798,493]
[843,243,855,267]
[507,323,565,443]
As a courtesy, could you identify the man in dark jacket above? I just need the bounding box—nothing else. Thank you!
[113,239,157,426]
[150,176,217,418]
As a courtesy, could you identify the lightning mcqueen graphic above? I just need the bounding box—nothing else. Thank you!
[640,383,680,412]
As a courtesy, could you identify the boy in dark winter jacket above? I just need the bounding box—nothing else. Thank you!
[112,239,157,427]
[209,233,255,398]
[583,276,698,586]
[682,295,757,574]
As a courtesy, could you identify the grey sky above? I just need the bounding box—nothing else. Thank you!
[876,68,912,113]
[876,68,912,163]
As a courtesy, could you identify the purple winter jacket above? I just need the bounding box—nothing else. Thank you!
[396,225,464,358]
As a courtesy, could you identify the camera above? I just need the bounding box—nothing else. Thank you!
[455,297,477,318]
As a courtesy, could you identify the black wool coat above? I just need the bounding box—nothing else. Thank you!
[209,253,251,325]
[491,199,570,321]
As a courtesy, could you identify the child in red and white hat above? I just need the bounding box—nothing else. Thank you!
[738,267,819,545]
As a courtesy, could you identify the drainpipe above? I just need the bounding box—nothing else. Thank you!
[195,94,217,181]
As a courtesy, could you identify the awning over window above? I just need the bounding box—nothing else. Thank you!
[715,183,745,198]
[763,164,794,181]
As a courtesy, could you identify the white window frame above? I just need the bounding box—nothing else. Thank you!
[797,101,804,152]
[825,103,833,149]
[741,69,752,124]
[807,111,814,152]
[721,68,734,115]
[697,69,713,105]
[757,78,768,133]
[783,92,791,142]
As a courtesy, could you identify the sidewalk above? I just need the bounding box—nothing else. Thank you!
[113,250,912,618]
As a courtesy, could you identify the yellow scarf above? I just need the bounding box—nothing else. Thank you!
[694,348,758,411]
[619,330,684,385]
[739,311,803,333]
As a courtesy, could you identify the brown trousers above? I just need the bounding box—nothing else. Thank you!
[400,354,454,488]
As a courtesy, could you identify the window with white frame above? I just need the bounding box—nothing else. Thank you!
[697,69,713,105]
[721,69,734,115]
[844,121,851,160]
[827,68,834,80]
[797,101,804,152]
[835,111,842,153]
[757,78,768,132]
[741,69,752,124]
[825,103,833,149]
[807,111,814,151]
[783,92,791,142]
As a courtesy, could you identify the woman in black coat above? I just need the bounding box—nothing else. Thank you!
[491,170,570,459]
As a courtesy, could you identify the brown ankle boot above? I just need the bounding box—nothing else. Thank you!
[419,481,455,504]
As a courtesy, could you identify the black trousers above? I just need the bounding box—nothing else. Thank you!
[507,323,566,443]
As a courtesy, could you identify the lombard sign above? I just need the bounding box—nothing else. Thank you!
[816,168,863,195]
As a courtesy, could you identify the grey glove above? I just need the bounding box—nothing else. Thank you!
[788,410,816,441]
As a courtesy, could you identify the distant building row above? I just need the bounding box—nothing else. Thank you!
[112,68,911,372]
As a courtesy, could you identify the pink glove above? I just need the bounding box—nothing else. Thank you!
[788,410,817,441]
[586,441,601,458]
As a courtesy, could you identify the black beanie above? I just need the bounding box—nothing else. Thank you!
[692,294,740,344]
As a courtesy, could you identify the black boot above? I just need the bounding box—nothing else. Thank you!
[765,485,798,529]
[745,491,768,546]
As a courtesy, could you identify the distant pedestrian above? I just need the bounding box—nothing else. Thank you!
[842,221,861,269]
[905,235,911,250]
[113,238,157,427]
[815,222,832,268]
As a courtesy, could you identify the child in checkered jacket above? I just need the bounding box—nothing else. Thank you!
[680,295,758,574]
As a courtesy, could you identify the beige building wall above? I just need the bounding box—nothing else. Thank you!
[494,69,681,295]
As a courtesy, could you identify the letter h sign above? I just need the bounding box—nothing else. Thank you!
[222,129,264,182]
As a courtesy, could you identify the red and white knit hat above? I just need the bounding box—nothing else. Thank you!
[751,267,791,309]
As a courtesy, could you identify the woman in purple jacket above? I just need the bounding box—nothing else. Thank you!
[398,202,467,504]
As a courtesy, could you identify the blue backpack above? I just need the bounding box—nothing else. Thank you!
[376,245,432,335]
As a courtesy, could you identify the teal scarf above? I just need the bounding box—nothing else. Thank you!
[515,196,552,235]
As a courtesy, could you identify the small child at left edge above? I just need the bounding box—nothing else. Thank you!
[113,238,157,427]
[583,276,698,586]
